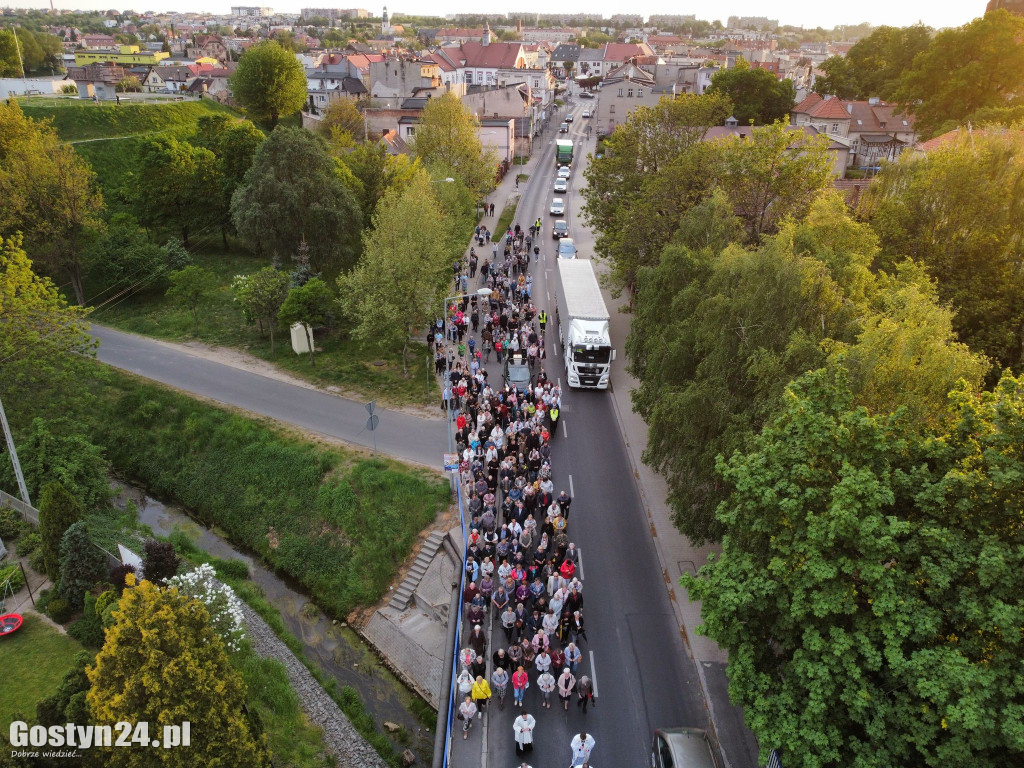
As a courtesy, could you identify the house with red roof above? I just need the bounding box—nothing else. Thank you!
[791,92,916,169]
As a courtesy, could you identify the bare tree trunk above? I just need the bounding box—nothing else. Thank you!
[305,326,315,366]
[269,324,275,355]
[70,259,85,306]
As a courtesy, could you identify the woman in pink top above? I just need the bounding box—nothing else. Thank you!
[512,665,530,707]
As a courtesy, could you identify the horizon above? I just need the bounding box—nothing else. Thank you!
[6,2,984,33]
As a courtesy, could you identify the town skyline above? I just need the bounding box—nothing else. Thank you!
[7,2,980,34]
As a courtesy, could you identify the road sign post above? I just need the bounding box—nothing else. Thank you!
[365,401,378,455]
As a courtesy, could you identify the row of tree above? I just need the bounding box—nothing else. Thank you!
[0,27,63,76]
[814,10,1024,137]
[586,92,1024,765]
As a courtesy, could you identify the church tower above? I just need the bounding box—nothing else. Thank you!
[381,5,389,35]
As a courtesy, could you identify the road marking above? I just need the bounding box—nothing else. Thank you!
[562,420,568,439]
[546,290,550,303]
[589,651,599,697]
[577,546,583,581]
[569,474,574,497]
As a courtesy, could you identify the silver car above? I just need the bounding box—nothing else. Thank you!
[550,197,565,215]
[504,355,533,392]
[554,178,568,193]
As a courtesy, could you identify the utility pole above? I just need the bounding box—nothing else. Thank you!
[11,26,29,93]
[0,395,30,506]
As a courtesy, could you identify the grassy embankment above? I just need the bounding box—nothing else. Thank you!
[25,98,439,407]
[0,614,84,727]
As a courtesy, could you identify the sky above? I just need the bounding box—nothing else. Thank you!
[11,1,984,31]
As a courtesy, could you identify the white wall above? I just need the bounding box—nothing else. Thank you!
[1,77,65,96]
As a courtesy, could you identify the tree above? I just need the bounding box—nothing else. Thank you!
[167,563,245,652]
[87,578,269,768]
[581,93,733,292]
[707,59,795,125]
[337,140,421,222]
[319,98,365,139]
[0,235,95,419]
[116,75,141,92]
[166,266,216,335]
[411,91,495,198]
[712,121,834,241]
[18,418,110,511]
[231,267,291,352]
[132,136,218,246]
[85,213,188,290]
[0,29,23,77]
[57,521,107,609]
[338,172,452,373]
[278,278,333,366]
[0,101,105,304]
[38,482,83,581]
[142,539,179,585]
[229,40,306,128]
[683,368,1024,768]
[861,130,1024,372]
[231,128,362,275]
[842,24,933,100]
[812,56,859,99]
[897,10,1024,138]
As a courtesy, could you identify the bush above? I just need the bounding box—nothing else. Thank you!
[35,587,52,613]
[56,522,107,610]
[17,531,42,557]
[29,547,46,573]
[61,84,79,95]
[39,481,83,580]
[142,539,179,584]
[0,563,25,593]
[108,563,137,594]
[0,507,21,539]
[168,564,245,652]
[46,597,73,624]
[67,593,105,648]
[18,419,111,511]
[211,557,249,581]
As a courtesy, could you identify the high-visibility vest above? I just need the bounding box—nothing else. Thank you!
[550,407,559,422]
[538,311,547,324]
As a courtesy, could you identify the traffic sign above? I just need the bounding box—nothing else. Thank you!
[366,400,376,414]
[366,415,379,431]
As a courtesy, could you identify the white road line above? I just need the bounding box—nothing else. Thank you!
[577,546,584,581]
[546,290,550,303]
[589,651,599,697]
[569,474,574,497]
[562,420,568,439]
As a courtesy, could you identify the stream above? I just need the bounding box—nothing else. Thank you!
[112,483,434,762]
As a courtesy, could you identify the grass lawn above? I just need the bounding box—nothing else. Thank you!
[90,239,438,407]
[19,98,243,142]
[496,200,519,237]
[0,613,85,726]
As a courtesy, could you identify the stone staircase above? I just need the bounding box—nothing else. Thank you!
[388,530,447,611]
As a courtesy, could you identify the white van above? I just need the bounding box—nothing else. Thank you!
[651,728,719,768]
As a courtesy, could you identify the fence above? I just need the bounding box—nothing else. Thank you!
[766,749,784,768]
[439,477,468,768]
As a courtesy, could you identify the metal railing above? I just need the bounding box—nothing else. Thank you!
[437,478,468,768]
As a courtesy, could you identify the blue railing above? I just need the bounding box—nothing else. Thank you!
[441,470,469,767]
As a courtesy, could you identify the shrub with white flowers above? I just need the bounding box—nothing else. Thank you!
[168,564,245,652]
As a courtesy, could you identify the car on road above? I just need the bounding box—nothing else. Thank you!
[550,197,565,216]
[504,354,533,392]
[651,728,719,768]
[554,178,568,193]
[559,122,569,133]
[552,219,568,239]
[557,165,571,179]
[579,91,595,99]
[557,237,576,258]
[565,114,574,122]
[582,109,591,118]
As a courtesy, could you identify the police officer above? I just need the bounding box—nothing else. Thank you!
[538,309,547,333]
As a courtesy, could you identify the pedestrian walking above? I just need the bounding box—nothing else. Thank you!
[513,711,536,755]
[576,675,595,713]
[512,665,529,707]
[492,665,510,710]
[537,669,555,709]
[557,667,576,710]
[457,666,474,697]
[459,696,477,738]
[570,732,596,766]
[565,642,582,673]
[471,675,492,716]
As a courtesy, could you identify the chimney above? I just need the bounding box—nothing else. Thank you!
[382,128,388,136]
[847,103,852,113]
[482,23,491,46]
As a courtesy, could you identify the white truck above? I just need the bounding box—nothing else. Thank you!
[554,260,614,389]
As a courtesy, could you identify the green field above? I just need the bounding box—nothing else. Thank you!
[19,97,243,142]
[0,613,85,727]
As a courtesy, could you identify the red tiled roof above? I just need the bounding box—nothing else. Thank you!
[792,92,823,113]
[427,50,457,72]
[809,97,852,120]
[346,53,385,72]
[437,28,484,37]
[603,43,654,62]
[459,41,524,69]
[915,127,1018,152]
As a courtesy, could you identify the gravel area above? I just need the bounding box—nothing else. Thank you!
[240,603,390,768]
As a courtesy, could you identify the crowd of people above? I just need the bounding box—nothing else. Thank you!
[441,212,597,766]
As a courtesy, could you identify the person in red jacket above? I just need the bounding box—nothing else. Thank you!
[559,558,576,580]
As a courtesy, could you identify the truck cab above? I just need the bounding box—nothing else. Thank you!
[564,322,612,388]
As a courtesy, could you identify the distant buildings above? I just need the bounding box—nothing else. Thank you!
[986,0,1024,15]
[726,16,778,30]
[300,8,370,19]
[74,45,170,66]
[230,7,274,17]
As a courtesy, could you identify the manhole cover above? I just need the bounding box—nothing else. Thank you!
[370,360,387,367]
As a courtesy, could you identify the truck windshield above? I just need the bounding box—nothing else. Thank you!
[573,345,611,364]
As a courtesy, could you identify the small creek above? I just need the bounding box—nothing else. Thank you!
[113,483,434,762]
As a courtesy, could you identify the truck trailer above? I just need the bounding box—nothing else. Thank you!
[555,260,614,389]
[555,139,573,166]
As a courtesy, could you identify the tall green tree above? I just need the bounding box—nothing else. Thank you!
[0,100,105,304]
[411,91,495,198]
[712,121,834,241]
[843,24,932,100]
[581,92,732,292]
[18,418,110,511]
[231,266,291,352]
[133,136,219,246]
[87,578,269,767]
[0,29,24,77]
[897,10,1024,138]
[278,278,333,366]
[338,172,452,373]
[38,481,83,581]
[319,98,365,140]
[812,55,859,99]
[229,40,306,128]
[707,58,795,125]
[861,129,1024,372]
[57,521,107,609]
[231,127,362,275]
[166,266,217,335]
[684,367,1024,768]
[336,140,421,222]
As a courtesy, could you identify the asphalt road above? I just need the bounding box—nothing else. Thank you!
[457,94,718,768]
[91,325,447,467]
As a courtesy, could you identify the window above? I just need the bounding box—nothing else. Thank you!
[879,121,886,128]
[617,88,623,96]
[637,89,643,97]
[465,71,473,84]
[831,123,839,133]
[627,88,633,97]
[405,126,415,136]
[534,78,539,87]
[609,104,615,113]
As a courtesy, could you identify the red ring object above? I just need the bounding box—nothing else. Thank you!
[0,613,24,636]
